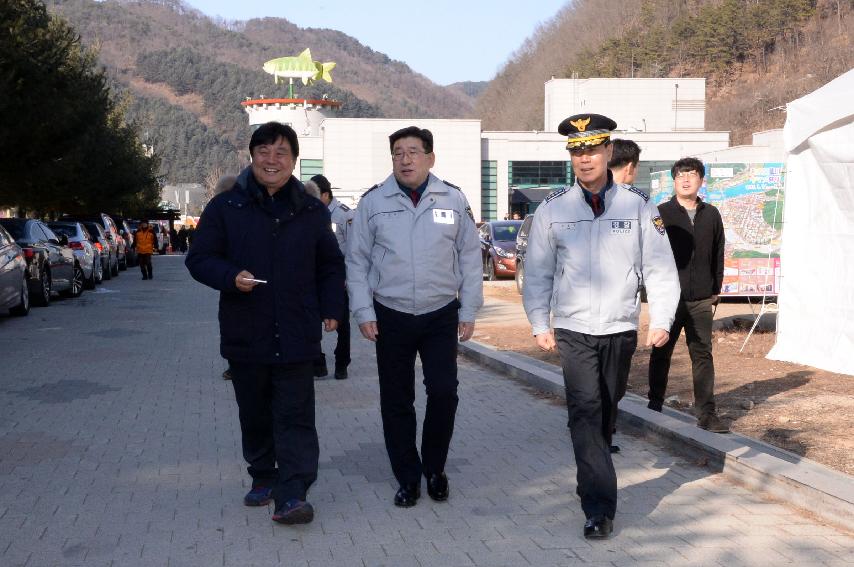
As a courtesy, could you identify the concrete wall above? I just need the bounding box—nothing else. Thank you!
[544,78,706,133]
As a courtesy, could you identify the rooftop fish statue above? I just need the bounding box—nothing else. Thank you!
[263,49,336,86]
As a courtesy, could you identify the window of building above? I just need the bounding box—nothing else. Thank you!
[300,159,323,182]
[481,160,497,222]
[508,161,568,188]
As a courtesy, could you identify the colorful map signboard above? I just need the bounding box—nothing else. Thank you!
[649,163,784,296]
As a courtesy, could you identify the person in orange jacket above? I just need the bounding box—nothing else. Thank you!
[134,220,156,280]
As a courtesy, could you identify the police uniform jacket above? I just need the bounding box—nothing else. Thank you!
[185,167,345,364]
[523,180,680,336]
[346,173,483,325]
[328,197,355,252]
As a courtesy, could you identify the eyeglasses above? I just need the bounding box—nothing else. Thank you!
[392,150,430,161]
[674,171,700,179]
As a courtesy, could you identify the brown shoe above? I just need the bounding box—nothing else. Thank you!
[698,413,730,433]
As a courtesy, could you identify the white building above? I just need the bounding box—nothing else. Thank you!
[243,77,782,221]
[544,77,707,133]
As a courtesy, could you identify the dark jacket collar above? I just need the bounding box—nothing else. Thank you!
[233,166,311,214]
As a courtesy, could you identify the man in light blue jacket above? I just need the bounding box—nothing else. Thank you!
[347,126,482,509]
[523,114,679,539]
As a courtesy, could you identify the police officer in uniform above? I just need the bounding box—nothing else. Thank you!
[310,174,356,380]
[523,114,679,538]
[347,126,482,508]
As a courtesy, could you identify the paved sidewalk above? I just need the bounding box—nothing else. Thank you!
[0,258,850,566]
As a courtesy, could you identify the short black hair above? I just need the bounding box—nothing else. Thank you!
[311,174,332,198]
[671,157,705,179]
[249,122,299,158]
[389,126,433,154]
[608,139,641,169]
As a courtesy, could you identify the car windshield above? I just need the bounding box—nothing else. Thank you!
[0,220,25,240]
[493,224,521,241]
[82,223,102,238]
[49,224,77,238]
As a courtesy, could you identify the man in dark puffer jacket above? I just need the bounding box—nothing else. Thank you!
[186,122,345,525]
[647,157,729,433]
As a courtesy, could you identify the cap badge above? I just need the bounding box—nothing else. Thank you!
[570,117,591,132]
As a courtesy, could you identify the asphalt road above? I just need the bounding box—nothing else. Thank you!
[0,256,849,567]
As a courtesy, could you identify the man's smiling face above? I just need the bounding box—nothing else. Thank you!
[250,136,295,193]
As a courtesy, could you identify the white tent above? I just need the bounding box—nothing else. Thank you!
[767,69,854,376]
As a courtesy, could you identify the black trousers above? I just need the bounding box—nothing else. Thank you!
[556,328,637,520]
[648,297,717,417]
[138,253,152,278]
[228,361,318,502]
[316,292,351,369]
[375,300,459,486]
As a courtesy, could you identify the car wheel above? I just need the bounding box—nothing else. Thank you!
[9,275,30,316]
[515,261,525,295]
[32,268,51,307]
[102,259,112,280]
[487,258,497,281]
[111,258,119,276]
[62,263,84,298]
[84,262,97,290]
[118,255,127,271]
[94,260,103,284]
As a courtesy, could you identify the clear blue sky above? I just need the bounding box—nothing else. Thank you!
[183,0,568,85]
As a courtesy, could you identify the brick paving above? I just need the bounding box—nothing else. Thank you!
[0,256,851,566]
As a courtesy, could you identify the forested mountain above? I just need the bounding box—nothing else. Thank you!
[477,0,853,144]
[44,0,478,183]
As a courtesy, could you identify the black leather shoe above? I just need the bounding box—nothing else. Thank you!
[314,361,328,378]
[334,366,348,380]
[393,483,420,507]
[610,444,620,454]
[426,472,449,501]
[583,516,613,539]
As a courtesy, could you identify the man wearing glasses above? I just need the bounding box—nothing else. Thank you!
[647,157,729,433]
[523,114,679,539]
[346,126,482,508]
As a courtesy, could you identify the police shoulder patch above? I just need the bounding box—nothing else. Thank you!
[443,180,462,191]
[652,215,666,235]
[339,203,351,211]
[544,187,570,204]
[625,185,649,202]
[464,205,475,222]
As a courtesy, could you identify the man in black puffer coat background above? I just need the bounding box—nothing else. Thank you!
[647,157,729,434]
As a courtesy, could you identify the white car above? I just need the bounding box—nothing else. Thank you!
[47,221,102,289]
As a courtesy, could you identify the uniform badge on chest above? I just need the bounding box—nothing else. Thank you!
[433,209,455,224]
[611,220,632,234]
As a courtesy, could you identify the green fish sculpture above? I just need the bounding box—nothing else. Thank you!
[263,49,336,86]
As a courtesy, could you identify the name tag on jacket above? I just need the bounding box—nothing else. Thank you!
[433,209,455,224]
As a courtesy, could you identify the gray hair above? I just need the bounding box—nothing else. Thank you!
[215,175,237,195]
[303,179,321,199]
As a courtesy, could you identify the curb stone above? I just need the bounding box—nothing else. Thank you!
[459,339,854,532]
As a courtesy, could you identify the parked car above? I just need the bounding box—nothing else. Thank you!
[479,220,523,281]
[111,216,137,267]
[0,224,29,316]
[48,221,101,289]
[514,214,535,294]
[79,221,114,281]
[60,214,124,276]
[0,218,82,305]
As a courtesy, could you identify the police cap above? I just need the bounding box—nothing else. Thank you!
[558,113,618,151]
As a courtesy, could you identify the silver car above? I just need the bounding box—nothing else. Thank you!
[48,221,102,289]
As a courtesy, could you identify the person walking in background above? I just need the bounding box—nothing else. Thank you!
[347,126,482,508]
[177,225,189,254]
[308,174,355,380]
[647,157,729,433]
[186,121,345,525]
[523,113,679,539]
[133,220,156,280]
[608,139,642,186]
